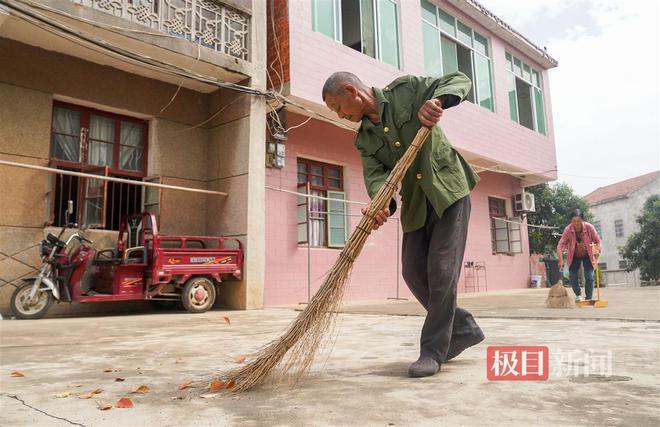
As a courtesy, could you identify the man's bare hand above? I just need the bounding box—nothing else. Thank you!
[417,99,443,128]
[362,205,390,231]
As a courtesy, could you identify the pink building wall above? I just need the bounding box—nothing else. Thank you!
[265,114,531,306]
[263,0,557,305]
[287,0,557,179]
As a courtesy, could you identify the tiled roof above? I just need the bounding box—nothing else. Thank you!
[584,171,660,205]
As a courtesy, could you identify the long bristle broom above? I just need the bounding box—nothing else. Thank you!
[220,127,432,392]
[546,260,573,308]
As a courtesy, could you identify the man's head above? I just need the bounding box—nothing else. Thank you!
[322,72,371,123]
[570,208,585,228]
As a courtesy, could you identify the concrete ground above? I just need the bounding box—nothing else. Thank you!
[1,287,659,426]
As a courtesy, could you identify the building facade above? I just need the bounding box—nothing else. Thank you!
[0,0,267,314]
[584,171,660,286]
[263,0,559,305]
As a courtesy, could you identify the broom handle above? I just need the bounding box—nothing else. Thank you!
[329,127,432,272]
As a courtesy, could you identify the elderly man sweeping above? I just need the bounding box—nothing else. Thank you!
[322,71,485,377]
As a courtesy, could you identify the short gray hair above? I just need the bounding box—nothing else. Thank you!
[322,72,365,101]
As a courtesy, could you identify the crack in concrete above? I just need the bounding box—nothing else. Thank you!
[2,393,88,427]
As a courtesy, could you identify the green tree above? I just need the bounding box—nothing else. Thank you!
[619,195,660,281]
[526,182,592,256]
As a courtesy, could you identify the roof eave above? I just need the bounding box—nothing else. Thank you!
[447,0,559,69]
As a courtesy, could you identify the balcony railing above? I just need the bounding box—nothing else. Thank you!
[69,0,249,60]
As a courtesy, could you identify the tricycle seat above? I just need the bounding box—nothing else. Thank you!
[94,248,121,265]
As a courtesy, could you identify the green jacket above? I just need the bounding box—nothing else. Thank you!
[355,72,480,233]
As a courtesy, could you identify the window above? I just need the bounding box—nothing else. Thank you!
[49,102,148,230]
[505,52,546,134]
[297,159,347,247]
[598,262,607,271]
[593,220,602,237]
[614,219,624,237]
[421,0,494,111]
[489,197,522,255]
[618,260,629,270]
[312,0,400,68]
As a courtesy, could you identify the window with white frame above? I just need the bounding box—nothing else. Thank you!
[505,52,547,135]
[420,0,494,111]
[311,0,401,68]
[614,219,624,237]
[489,197,522,255]
[297,159,348,248]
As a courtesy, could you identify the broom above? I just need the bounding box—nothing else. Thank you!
[219,127,432,392]
[546,256,573,308]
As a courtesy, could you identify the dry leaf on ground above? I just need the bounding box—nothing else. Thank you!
[115,397,134,408]
[97,402,113,411]
[78,388,103,399]
[209,380,225,392]
[130,385,151,394]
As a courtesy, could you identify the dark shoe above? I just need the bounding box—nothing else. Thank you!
[447,329,485,361]
[408,357,440,377]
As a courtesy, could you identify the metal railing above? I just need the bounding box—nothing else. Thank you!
[68,0,250,60]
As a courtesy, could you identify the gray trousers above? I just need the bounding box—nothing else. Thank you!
[402,196,482,363]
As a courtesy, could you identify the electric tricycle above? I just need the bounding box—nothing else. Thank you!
[11,202,243,319]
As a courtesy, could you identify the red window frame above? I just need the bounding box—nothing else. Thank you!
[489,197,510,254]
[49,101,148,178]
[297,158,343,191]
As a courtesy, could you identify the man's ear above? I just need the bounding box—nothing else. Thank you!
[344,84,359,99]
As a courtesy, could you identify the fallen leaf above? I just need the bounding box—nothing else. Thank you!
[115,378,125,382]
[130,385,151,394]
[234,355,246,364]
[103,368,113,373]
[10,371,25,377]
[54,392,71,398]
[69,384,83,388]
[78,388,103,399]
[171,396,185,400]
[200,393,218,399]
[226,381,236,390]
[97,402,113,411]
[179,382,191,390]
[223,316,231,325]
[209,380,225,392]
[115,397,134,408]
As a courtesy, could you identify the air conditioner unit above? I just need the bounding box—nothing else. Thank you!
[514,191,536,213]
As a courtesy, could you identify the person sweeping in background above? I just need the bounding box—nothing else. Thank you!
[557,209,602,302]
[322,71,485,378]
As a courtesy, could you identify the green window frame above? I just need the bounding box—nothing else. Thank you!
[505,52,547,135]
[420,0,494,112]
[311,0,401,69]
[327,191,348,247]
[297,159,347,248]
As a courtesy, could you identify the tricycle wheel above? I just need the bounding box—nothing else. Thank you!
[181,277,216,313]
[11,281,54,319]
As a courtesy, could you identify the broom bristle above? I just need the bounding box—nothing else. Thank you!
[546,282,574,308]
[216,128,433,393]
